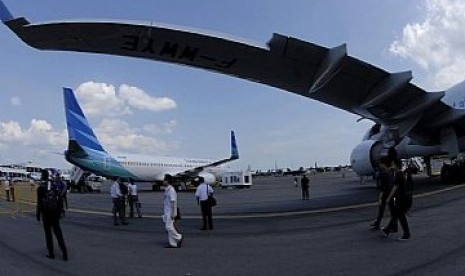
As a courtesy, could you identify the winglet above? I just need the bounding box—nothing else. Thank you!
[63,87,106,153]
[0,0,14,22]
[231,131,239,159]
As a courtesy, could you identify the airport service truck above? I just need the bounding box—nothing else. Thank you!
[221,171,252,189]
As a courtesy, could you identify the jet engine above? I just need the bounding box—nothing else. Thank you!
[198,172,216,184]
[350,140,384,176]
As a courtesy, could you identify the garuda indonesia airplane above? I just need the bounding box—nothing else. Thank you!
[2,1,465,181]
[63,87,238,184]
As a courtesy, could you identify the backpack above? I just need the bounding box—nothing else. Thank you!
[43,184,63,213]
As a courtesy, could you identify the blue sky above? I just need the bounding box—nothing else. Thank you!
[0,0,464,170]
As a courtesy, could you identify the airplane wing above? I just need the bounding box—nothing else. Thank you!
[3,3,465,148]
[174,131,239,179]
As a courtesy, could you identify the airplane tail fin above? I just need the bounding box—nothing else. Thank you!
[231,130,239,159]
[0,1,14,22]
[63,87,106,154]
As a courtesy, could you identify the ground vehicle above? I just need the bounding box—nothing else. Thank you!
[0,167,31,182]
[86,175,104,192]
[221,171,252,189]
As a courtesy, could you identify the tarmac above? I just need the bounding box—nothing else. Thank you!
[1,172,465,275]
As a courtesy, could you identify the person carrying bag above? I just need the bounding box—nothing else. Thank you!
[195,177,215,230]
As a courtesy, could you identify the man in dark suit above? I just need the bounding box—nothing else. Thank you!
[36,169,68,261]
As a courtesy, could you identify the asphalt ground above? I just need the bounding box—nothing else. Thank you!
[1,172,465,275]
[62,171,448,217]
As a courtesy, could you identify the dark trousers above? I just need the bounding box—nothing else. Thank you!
[128,195,142,218]
[5,190,10,201]
[200,200,213,230]
[62,194,68,209]
[112,198,126,224]
[386,207,410,237]
[386,202,410,236]
[301,187,309,200]
[42,215,67,258]
[373,192,388,227]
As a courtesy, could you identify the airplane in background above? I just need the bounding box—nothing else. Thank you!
[63,87,239,185]
[2,1,465,182]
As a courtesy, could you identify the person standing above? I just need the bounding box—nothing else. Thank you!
[127,178,142,218]
[110,178,128,226]
[370,159,395,231]
[301,174,310,200]
[293,176,298,187]
[162,175,182,248]
[59,176,69,210]
[119,179,129,220]
[9,178,15,202]
[195,177,214,230]
[382,160,411,240]
[36,169,68,261]
[2,176,11,202]
[53,174,68,217]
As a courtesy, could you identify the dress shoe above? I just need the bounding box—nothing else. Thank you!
[177,237,184,248]
[381,228,390,237]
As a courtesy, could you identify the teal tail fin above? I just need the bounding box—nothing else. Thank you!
[63,87,106,153]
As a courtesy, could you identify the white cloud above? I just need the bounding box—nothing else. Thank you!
[75,81,176,117]
[0,119,67,147]
[0,82,178,166]
[0,117,177,166]
[94,118,177,154]
[76,82,130,117]
[142,120,177,135]
[390,0,465,89]
[119,84,177,112]
[10,96,21,106]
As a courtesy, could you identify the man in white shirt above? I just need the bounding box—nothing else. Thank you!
[162,175,182,248]
[127,178,142,218]
[195,177,214,230]
[110,178,128,226]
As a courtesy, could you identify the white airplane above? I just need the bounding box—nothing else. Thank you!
[2,1,465,181]
[63,87,239,184]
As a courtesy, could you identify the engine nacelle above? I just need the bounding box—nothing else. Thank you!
[350,140,383,176]
[198,172,216,184]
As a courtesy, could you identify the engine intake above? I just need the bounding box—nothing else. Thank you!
[350,140,383,176]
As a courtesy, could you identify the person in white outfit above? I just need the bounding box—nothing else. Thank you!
[127,178,142,218]
[162,175,183,248]
[110,178,128,226]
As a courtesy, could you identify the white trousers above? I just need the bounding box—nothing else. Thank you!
[163,215,182,247]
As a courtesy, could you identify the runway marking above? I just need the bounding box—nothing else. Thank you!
[68,183,465,220]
